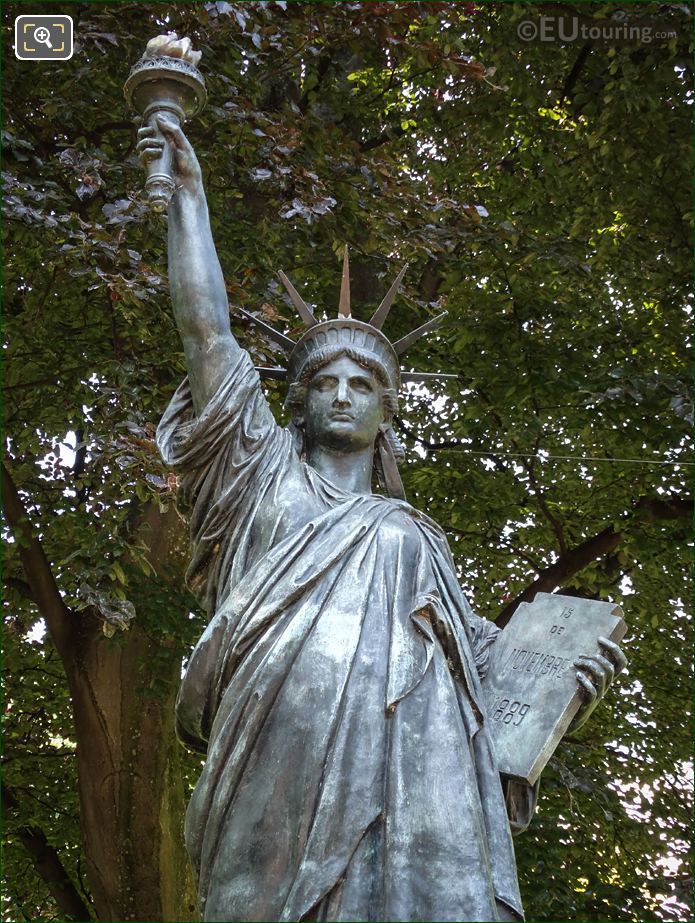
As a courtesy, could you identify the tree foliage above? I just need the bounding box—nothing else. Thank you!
[3,2,692,921]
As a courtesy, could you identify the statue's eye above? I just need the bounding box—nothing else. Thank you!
[351,378,374,393]
[312,376,336,392]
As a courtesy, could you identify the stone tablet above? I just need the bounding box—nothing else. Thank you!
[483,593,626,784]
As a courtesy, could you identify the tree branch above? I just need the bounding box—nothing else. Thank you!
[634,495,693,520]
[1,462,75,660]
[4,576,38,604]
[72,428,89,506]
[496,526,622,627]
[523,454,567,556]
[495,493,692,627]
[2,784,93,921]
[559,42,593,104]
[360,122,407,152]
[298,53,332,114]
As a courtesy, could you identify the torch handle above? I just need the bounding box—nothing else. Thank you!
[144,107,181,212]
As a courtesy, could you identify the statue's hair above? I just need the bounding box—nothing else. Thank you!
[284,345,405,469]
[379,422,406,464]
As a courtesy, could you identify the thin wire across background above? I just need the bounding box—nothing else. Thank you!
[410,446,692,467]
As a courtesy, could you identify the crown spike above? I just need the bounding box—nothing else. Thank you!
[255,366,288,380]
[278,271,318,328]
[238,307,296,353]
[401,371,458,383]
[338,246,351,317]
[392,311,448,356]
[369,263,408,329]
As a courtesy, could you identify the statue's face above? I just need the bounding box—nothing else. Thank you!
[304,355,385,453]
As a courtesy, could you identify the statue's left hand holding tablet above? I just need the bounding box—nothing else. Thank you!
[569,636,628,733]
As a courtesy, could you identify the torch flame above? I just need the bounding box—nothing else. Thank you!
[144,32,202,67]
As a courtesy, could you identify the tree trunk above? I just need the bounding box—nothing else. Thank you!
[67,505,197,922]
[4,456,198,921]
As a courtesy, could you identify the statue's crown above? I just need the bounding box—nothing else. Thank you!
[243,248,453,388]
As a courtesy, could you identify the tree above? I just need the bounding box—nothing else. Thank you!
[3,2,692,920]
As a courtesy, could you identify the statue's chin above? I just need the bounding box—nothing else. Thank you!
[307,431,376,455]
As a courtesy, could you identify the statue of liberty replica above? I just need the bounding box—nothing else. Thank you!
[129,35,625,923]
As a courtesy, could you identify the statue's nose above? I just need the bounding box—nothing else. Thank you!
[334,379,351,405]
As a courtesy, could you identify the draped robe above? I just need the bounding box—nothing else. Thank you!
[157,350,532,923]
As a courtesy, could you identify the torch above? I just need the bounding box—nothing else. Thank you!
[124,33,206,212]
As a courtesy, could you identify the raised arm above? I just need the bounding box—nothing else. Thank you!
[137,117,241,414]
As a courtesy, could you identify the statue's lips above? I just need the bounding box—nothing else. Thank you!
[329,412,355,422]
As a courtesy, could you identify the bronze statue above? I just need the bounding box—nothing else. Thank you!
[131,35,626,923]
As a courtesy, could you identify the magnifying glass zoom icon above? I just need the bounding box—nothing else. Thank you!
[34,26,53,48]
